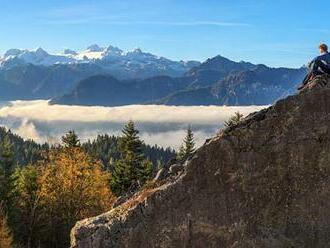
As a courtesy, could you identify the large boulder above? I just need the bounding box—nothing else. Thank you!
[71,75,330,247]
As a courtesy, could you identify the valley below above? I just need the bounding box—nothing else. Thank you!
[0,100,266,149]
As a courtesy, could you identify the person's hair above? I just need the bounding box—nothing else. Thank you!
[319,43,328,52]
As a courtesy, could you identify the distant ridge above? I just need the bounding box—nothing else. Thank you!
[0,46,306,106]
[52,55,306,106]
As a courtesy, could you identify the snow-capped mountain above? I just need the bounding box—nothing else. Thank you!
[0,45,200,79]
[1,47,76,66]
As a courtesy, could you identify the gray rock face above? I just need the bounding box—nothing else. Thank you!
[153,159,185,182]
[71,75,330,247]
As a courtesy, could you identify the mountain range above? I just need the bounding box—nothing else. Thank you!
[52,55,306,106]
[0,45,200,80]
[0,45,307,106]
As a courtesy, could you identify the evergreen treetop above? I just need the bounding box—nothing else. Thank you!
[177,127,195,163]
[0,135,14,176]
[111,121,152,196]
[61,130,80,148]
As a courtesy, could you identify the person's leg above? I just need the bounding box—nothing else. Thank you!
[298,72,313,90]
[313,59,330,74]
[303,73,312,84]
[317,60,330,74]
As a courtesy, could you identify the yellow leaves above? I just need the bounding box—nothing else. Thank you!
[0,207,13,248]
[9,147,116,247]
[38,147,115,221]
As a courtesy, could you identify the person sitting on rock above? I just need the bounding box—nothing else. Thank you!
[298,43,330,90]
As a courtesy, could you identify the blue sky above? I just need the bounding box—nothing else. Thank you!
[0,0,329,68]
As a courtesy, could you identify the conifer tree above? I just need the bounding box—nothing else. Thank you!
[0,135,14,177]
[11,165,41,248]
[177,145,186,162]
[177,127,195,163]
[61,130,80,148]
[138,160,153,184]
[0,135,15,214]
[111,121,152,196]
[184,128,195,156]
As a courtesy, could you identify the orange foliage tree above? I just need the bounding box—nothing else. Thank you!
[38,147,115,248]
[0,206,13,248]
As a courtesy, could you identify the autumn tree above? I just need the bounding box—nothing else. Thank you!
[177,127,195,163]
[224,111,244,128]
[111,121,152,196]
[0,206,13,248]
[38,147,115,248]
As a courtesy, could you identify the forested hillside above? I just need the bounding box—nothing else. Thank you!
[0,122,177,247]
[83,134,175,174]
[0,127,46,166]
[0,127,175,171]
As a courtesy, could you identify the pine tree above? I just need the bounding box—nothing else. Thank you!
[11,165,41,248]
[184,128,195,156]
[224,112,244,128]
[177,145,186,162]
[111,121,152,196]
[177,127,195,163]
[0,135,15,214]
[0,135,14,177]
[61,130,80,148]
[0,206,13,248]
[138,160,153,184]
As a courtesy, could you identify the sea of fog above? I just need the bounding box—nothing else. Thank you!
[0,100,267,149]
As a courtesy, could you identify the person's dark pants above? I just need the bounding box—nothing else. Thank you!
[316,59,330,74]
[298,60,330,90]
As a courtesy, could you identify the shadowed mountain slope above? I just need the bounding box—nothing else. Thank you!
[53,58,306,106]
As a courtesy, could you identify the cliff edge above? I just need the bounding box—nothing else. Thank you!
[71,75,330,247]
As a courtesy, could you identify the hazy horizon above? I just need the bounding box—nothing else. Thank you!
[0,100,266,149]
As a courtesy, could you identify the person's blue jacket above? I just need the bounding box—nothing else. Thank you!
[309,52,330,73]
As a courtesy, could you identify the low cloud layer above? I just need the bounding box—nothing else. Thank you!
[0,100,267,149]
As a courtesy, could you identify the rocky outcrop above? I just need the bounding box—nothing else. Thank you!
[71,75,330,247]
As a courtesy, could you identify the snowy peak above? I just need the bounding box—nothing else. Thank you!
[0,44,201,79]
[34,47,48,57]
[1,44,197,65]
[63,49,78,56]
[132,47,142,54]
[86,44,104,52]
[1,47,76,66]
[4,48,24,57]
[105,45,123,55]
